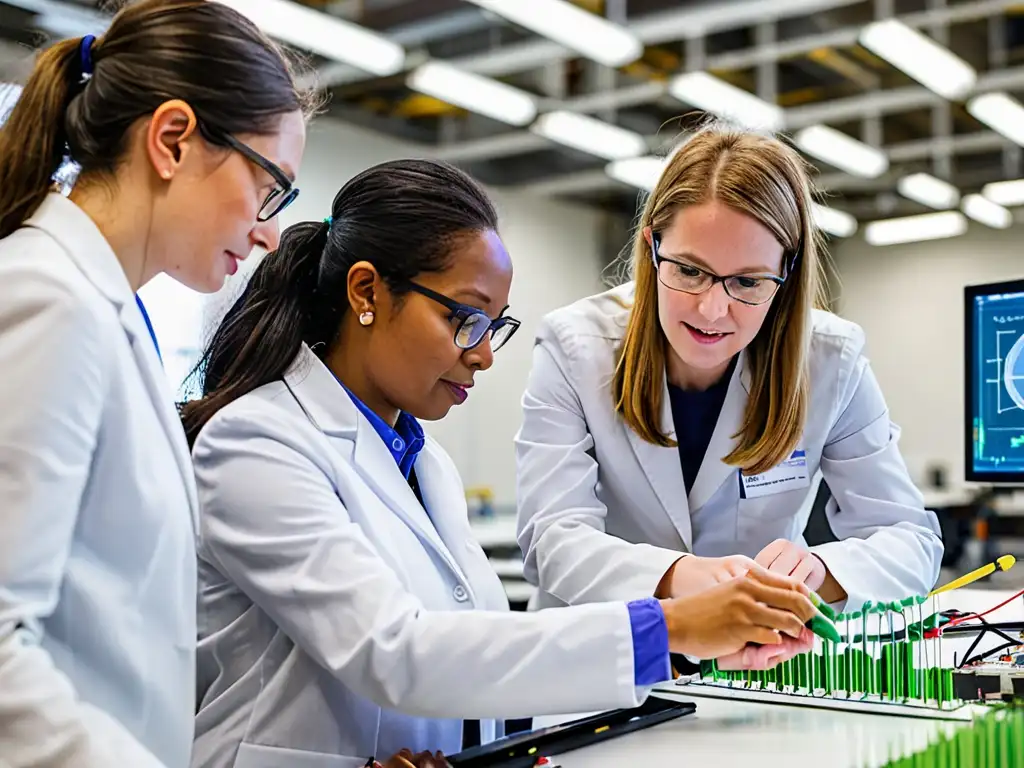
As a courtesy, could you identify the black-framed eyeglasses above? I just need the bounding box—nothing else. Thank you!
[651,232,794,306]
[406,281,520,352]
[208,129,299,222]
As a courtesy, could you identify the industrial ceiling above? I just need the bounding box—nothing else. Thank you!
[3,0,1024,240]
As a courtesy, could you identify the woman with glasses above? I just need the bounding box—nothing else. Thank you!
[179,158,818,767]
[516,123,942,628]
[0,1,308,765]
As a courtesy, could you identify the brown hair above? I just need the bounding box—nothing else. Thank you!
[612,122,829,475]
[0,0,312,240]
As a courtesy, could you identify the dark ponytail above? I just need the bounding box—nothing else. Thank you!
[0,0,312,240]
[181,158,499,446]
[180,221,333,445]
[0,37,80,238]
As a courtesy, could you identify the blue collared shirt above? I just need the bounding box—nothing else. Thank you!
[341,386,425,479]
[342,386,669,687]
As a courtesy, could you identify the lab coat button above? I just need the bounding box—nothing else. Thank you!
[453,585,469,602]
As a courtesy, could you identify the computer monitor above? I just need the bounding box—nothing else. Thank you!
[965,278,1024,483]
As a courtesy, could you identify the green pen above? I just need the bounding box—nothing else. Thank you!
[806,589,842,643]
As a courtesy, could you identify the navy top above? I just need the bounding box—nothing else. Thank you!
[667,357,737,494]
[341,385,671,687]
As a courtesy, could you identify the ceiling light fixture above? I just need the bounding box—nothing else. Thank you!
[605,156,667,191]
[812,203,858,238]
[794,125,889,178]
[896,173,960,210]
[961,194,1012,229]
[668,72,784,131]
[982,179,1024,207]
[531,111,648,161]
[858,19,976,101]
[966,92,1024,147]
[407,62,537,126]
[464,0,643,68]
[864,211,967,246]
[213,0,405,76]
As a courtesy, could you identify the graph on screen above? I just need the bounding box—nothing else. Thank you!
[970,287,1024,477]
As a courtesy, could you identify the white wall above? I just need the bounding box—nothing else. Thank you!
[144,118,609,505]
[830,220,1024,487]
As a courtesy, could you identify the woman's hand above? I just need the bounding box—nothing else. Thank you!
[656,553,761,599]
[754,538,847,604]
[660,568,816,667]
[377,749,449,767]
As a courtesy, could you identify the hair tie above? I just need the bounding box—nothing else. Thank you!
[79,35,96,84]
[322,215,332,228]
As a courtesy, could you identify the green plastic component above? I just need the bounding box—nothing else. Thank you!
[878,707,1024,767]
[808,613,842,643]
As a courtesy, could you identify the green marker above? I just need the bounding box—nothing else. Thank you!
[806,590,842,643]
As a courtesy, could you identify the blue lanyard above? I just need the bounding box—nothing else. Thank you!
[135,295,162,364]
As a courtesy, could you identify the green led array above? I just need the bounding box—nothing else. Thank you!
[697,598,960,707]
[879,706,1024,767]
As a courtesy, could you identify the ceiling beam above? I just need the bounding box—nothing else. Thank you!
[508,129,1019,198]
[315,0,865,89]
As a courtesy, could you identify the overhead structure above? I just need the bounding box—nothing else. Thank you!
[3,0,1024,237]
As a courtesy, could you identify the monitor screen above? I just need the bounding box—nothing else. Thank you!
[965,278,1024,483]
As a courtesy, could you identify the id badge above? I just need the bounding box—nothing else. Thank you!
[740,446,810,499]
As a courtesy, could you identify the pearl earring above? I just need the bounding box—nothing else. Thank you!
[359,311,374,326]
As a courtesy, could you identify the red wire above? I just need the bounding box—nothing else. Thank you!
[927,588,1024,637]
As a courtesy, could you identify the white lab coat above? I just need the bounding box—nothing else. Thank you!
[0,194,198,767]
[189,345,649,768]
[515,282,943,615]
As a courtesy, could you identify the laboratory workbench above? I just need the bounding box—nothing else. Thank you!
[534,587,1022,768]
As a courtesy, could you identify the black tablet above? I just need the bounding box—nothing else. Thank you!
[446,695,696,767]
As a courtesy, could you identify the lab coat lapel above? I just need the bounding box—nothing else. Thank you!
[284,347,465,581]
[121,305,200,529]
[25,194,200,529]
[688,352,750,512]
[623,376,693,550]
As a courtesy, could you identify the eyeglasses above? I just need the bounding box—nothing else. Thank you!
[206,128,300,222]
[651,232,790,306]
[406,281,520,352]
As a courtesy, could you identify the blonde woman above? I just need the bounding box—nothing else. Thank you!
[515,124,942,631]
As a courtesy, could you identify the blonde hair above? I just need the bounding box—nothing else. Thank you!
[612,122,829,476]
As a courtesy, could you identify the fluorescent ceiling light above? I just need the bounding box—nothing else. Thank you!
[668,72,784,131]
[531,111,647,161]
[961,194,1012,229]
[859,19,976,101]
[465,0,642,68]
[794,125,888,178]
[982,179,1024,207]
[605,156,667,191]
[896,173,960,210]
[407,62,537,126]
[864,211,967,246]
[967,92,1024,147]
[213,0,405,76]
[811,203,857,238]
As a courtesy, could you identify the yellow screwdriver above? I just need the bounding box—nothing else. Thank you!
[928,555,1016,596]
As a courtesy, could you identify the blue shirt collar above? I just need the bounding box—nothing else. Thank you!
[338,381,425,479]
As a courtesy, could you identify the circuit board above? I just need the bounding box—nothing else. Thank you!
[660,676,980,721]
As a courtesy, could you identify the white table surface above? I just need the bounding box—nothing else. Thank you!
[534,587,1022,768]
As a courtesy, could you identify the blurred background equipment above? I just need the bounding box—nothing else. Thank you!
[8,0,1024,601]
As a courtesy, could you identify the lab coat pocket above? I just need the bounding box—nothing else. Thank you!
[234,742,367,768]
[737,488,814,546]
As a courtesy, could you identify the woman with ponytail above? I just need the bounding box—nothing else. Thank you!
[0,1,308,766]
[183,158,818,767]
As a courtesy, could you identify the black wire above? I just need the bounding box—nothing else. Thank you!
[962,640,1021,667]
